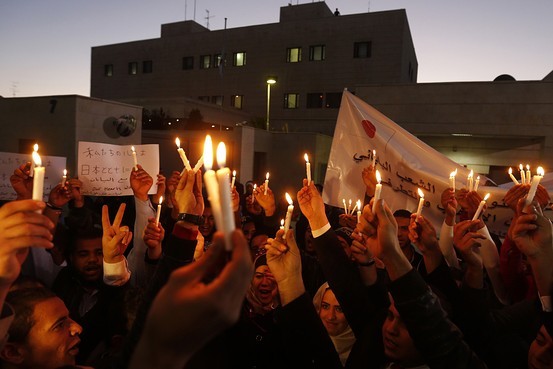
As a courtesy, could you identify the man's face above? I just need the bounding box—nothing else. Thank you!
[250,234,268,260]
[381,301,423,366]
[243,222,256,244]
[70,238,103,282]
[395,217,411,249]
[528,325,553,369]
[199,207,215,238]
[319,289,349,336]
[19,297,82,369]
[251,265,278,306]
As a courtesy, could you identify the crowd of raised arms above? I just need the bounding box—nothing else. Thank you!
[0,160,552,369]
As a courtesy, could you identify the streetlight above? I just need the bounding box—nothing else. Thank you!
[266,77,277,131]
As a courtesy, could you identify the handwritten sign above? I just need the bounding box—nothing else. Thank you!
[78,141,159,196]
[0,152,67,201]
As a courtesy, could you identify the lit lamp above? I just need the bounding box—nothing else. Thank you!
[266,77,277,131]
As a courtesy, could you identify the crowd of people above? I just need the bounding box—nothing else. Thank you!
[0,158,552,369]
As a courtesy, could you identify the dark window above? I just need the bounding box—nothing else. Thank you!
[233,52,246,66]
[198,96,210,102]
[325,92,342,108]
[309,45,325,61]
[284,93,299,109]
[128,62,138,75]
[143,60,153,73]
[231,95,243,109]
[104,64,113,77]
[353,42,371,58]
[183,56,194,70]
[200,55,211,69]
[306,93,323,108]
[286,47,302,63]
[212,96,223,106]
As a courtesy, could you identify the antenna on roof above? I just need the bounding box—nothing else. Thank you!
[205,9,215,29]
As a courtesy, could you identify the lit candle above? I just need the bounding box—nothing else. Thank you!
[175,138,192,172]
[230,170,236,189]
[520,164,526,185]
[449,169,457,192]
[192,155,204,173]
[474,176,480,192]
[467,170,474,191]
[29,143,38,178]
[525,166,545,207]
[372,170,382,213]
[283,193,294,233]
[372,149,376,168]
[155,196,163,226]
[351,200,359,215]
[508,167,520,185]
[343,199,348,214]
[304,153,311,185]
[216,142,236,250]
[31,151,45,203]
[280,219,284,230]
[415,188,425,222]
[203,135,225,248]
[61,169,67,187]
[356,200,362,224]
[348,199,352,215]
[526,165,531,185]
[264,172,270,195]
[131,146,138,171]
[252,184,257,203]
[472,193,490,221]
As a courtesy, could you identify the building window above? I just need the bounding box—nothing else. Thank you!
[213,54,223,68]
[353,42,371,58]
[212,95,223,106]
[200,55,211,69]
[198,96,210,102]
[182,56,194,70]
[284,93,299,109]
[104,64,113,77]
[233,52,246,66]
[231,95,243,109]
[286,47,302,63]
[309,45,325,61]
[143,60,153,73]
[128,62,138,75]
[325,92,342,108]
[306,93,323,108]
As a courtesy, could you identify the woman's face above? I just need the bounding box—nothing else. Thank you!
[319,289,348,336]
[251,265,278,306]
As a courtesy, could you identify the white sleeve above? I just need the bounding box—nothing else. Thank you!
[103,258,131,286]
[438,221,460,269]
[127,196,155,288]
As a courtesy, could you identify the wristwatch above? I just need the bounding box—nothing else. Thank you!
[177,213,204,225]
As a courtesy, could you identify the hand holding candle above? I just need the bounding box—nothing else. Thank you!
[264,172,270,195]
[304,153,311,185]
[31,151,45,203]
[415,188,425,222]
[131,146,138,171]
[525,166,544,208]
[155,196,163,226]
[283,193,294,233]
[508,167,520,185]
[472,193,490,221]
[372,170,382,213]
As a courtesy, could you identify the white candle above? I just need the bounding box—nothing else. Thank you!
[264,172,270,195]
[520,164,526,185]
[131,146,138,171]
[61,169,67,187]
[155,196,163,226]
[351,200,359,215]
[175,138,192,171]
[31,151,45,202]
[304,153,311,185]
[525,166,544,207]
[192,155,204,173]
[230,170,236,189]
[372,170,382,214]
[467,170,474,191]
[343,198,348,214]
[280,219,284,230]
[472,193,490,221]
[348,199,352,215]
[526,165,531,185]
[283,193,294,233]
[415,188,425,221]
[449,169,457,192]
[252,184,257,203]
[474,176,480,192]
[356,200,362,224]
[29,143,38,178]
[203,135,225,248]
[372,149,376,168]
[216,142,236,250]
[508,167,520,185]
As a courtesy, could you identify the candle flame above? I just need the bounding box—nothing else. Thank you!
[131,146,136,153]
[285,192,293,205]
[519,164,523,170]
[375,169,382,183]
[538,166,545,176]
[203,135,213,170]
[281,219,284,226]
[483,193,490,201]
[450,169,457,177]
[253,184,257,190]
[232,170,236,177]
[32,151,42,167]
[304,153,309,163]
[417,188,424,198]
[266,172,270,180]
[33,143,39,152]
[357,199,362,208]
[175,138,181,148]
[468,169,473,178]
[476,175,480,180]
[508,167,513,174]
[526,164,530,170]
[63,169,67,176]
[159,196,163,204]
[216,142,226,168]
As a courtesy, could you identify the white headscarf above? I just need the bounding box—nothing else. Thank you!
[313,282,356,366]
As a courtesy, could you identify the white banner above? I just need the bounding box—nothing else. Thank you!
[323,90,550,238]
[0,152,67,201]
[77,141,159,196]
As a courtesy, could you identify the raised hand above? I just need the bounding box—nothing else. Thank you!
[453,220,485,268]
[130,164,154,201]
[254,184,276,216]
[102,203,132,264]
[143,216,165,261]
[66,178,85,207]
[175,170,204,216]
[10,162,33,200]
[511,199,553,259]
[297,179,328,230]
[48,183,72,208]
[153,173,167,205]
[361,165,377,197]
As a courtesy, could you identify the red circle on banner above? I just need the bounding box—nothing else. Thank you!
[362,120,376,138]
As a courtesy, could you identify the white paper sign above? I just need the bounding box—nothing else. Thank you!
[77,141,159,196]
[0,152,67,201]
